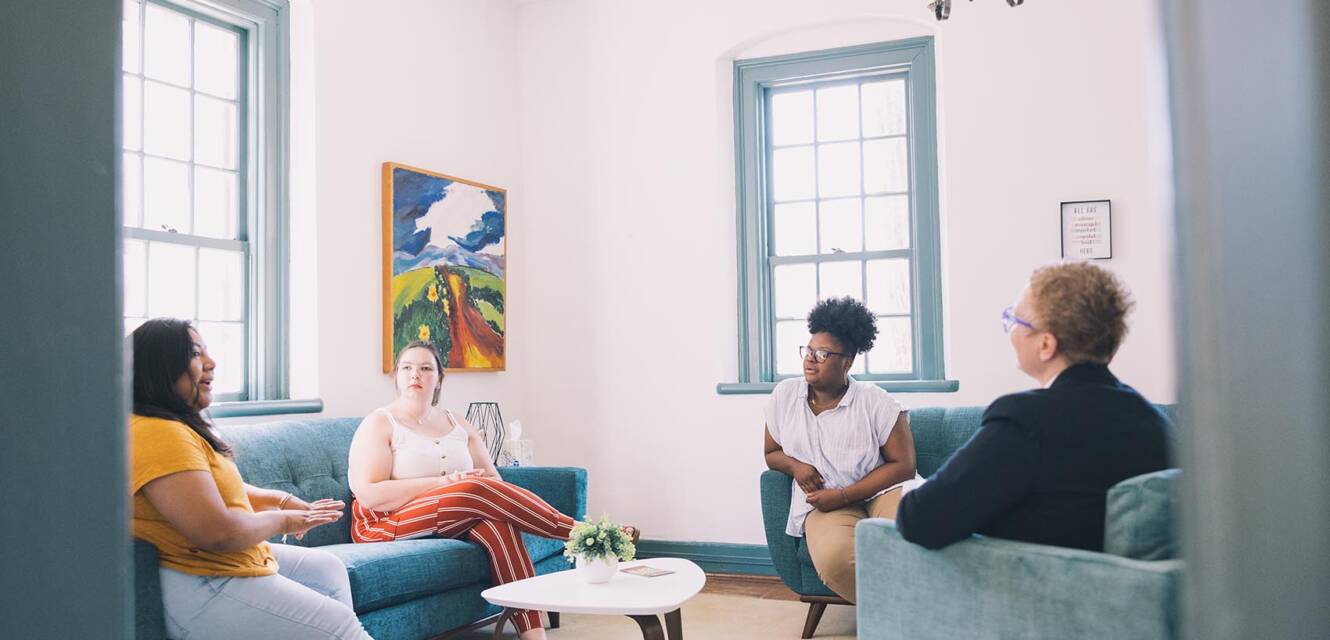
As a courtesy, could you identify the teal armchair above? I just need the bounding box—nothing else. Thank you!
[855,469,1183,639]
[760,405,1179,638]
[760,406,986,637]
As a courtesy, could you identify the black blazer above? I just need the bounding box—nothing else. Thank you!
[895,363,1173,551]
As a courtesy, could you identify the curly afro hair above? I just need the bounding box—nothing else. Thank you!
[807,297,878,354]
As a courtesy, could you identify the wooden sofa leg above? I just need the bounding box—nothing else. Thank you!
[801,602,827,639]
[548,611,560,629]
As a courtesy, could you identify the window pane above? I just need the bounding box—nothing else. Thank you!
[143,157,190,233]
[123,75,142,151]
[770,90,813,146]
[773,202,816,257]
[143,80,191,161]
[198,248,244,321]
[143,3,191,86]
[815,84,858,142]
[850,352,866,375]
[819,198,861,254]
[194,95,239,169]
[819,260,862,302]
[125,317,147,336]
[865,195,910,250]
[197,321,244,394]
[817,141,860,198]
[194,167,239,239]
[194,22,239,99]
[868,316,913,373]
[123,153,142,227]
[775,320,808,376]
[862,79,906,137]
[866,258,911,315]
[124,239,147,317]
[146,241,197,318]
[123,0,141,73]
[863,138,908,194]
[771,146,815,202]
[773,263,816,319]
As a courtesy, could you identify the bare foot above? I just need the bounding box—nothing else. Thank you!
[518,627,548,640]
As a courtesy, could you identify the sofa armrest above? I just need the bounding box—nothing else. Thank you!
[498,467,587,521]
[855,519,1182,640]
[760,469,809,593]
[133,539,166,640]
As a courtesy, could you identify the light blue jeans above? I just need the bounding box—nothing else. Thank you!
[160,543,373,640]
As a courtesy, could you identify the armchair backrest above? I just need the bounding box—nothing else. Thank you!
[906,406,985,476]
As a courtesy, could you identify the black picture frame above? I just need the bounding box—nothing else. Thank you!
[1060,199,1113,260]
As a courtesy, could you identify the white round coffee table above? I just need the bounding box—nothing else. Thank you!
[481,557,705,639]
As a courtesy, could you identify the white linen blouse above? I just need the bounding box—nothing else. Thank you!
[764,377,913,537]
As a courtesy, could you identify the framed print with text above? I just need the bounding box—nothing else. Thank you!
[1060,200,1112,260]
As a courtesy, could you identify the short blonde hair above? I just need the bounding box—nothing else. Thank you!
[1028,262,1134,364]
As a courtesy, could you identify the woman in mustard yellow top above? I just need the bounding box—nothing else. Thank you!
[130,318,374,640]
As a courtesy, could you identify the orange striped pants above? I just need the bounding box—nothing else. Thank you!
[351,477,575,633]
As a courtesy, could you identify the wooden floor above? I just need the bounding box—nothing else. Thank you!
[701,573,801,602]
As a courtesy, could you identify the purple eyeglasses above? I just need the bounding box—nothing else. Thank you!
[1001,306,1036,333]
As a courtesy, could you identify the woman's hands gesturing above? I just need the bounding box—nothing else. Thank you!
[280,507,344,540]
[279,496,345,540]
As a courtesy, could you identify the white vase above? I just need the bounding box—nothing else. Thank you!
[575,554,617,583]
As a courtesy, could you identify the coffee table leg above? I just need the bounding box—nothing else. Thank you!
[492,608,517,639]
[627,614,667,640]
[664,608,682,640]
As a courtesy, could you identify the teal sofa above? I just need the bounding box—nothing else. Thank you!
[133,417,587,640]
[761,406,1182,639]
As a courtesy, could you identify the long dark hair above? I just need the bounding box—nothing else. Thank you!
[130,318,232,456]
[396,340,445,406]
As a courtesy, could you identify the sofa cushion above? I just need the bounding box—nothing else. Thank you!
[321,539,492,614]
[1104,469,1180,560]
[521,532,565,566]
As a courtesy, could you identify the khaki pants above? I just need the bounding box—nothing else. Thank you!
[804,487,904,603]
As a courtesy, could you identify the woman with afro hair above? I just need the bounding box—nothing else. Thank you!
[762,296,920,603]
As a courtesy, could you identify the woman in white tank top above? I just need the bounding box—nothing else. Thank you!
[347,341,634,640]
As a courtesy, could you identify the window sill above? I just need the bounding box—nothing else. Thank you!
[716,380,959,395]
[206,399,324,419]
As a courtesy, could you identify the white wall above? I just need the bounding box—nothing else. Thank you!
[514,0,1176,544]
[303,0,526,423]
[291,0,1175,546]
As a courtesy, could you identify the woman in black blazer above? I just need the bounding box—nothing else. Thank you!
[896,262,1173,551]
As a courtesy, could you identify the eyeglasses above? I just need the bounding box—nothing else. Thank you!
[1001,306,1036,334]
[800,345,849,363]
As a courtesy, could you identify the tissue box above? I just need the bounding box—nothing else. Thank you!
[499,439,533,467]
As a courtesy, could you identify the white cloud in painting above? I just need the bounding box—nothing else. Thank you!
[417,182,501,255]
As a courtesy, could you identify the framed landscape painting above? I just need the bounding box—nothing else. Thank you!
[382,162,506,372]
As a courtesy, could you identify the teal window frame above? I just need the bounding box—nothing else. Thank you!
[721,38,956,394]
[122,0,305,415]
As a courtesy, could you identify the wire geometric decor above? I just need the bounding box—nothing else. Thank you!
[465,402,505,464]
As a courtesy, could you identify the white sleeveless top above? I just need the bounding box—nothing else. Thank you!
[378,408,475,479]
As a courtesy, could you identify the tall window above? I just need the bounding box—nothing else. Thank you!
[121,0,289,402]
[729,38,950,391]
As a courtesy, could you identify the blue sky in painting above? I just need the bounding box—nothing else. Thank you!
[392,168,450,256]
[392,167,506,276]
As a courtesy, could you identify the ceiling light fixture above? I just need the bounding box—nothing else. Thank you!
[928,0,1025,22]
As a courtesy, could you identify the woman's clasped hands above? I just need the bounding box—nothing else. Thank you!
[440,469,487,486]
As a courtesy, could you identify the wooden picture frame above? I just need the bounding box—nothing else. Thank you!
[382,162,508,373]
